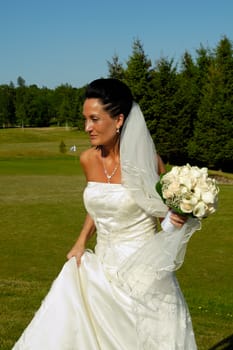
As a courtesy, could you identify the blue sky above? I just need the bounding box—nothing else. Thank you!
[1,0,232,89]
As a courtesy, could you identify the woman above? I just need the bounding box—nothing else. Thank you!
[13,78,200,349]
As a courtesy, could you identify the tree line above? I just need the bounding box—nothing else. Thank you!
[0,36,232,171]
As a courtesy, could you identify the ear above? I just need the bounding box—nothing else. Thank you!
[116,113,124,129]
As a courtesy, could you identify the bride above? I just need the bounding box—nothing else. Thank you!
[13,78,200,349]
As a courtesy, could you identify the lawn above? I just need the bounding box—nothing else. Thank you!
[0,127,232,350]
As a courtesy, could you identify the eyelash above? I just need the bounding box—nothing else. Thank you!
[84,117,99,126]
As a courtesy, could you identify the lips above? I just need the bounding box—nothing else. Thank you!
[89,134,99,143]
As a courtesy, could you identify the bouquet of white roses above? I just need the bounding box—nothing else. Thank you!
[156,164,219,219]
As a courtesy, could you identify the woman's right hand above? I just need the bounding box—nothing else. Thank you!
[67,214,95,266]
[67,242,85,266]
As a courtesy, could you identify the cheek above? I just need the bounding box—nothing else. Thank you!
[99,120,116,135]
[105,125,117,138]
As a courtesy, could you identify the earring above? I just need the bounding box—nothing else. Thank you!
[116,128,120,134]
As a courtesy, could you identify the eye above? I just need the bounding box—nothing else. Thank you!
[91,116,99,122]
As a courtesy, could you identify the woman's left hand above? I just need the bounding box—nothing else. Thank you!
[169,212,187,228]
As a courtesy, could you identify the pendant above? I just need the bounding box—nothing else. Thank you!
[102,158,119,183]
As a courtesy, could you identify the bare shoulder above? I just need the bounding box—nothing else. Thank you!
[80,147,100,180]
[80,148,94,165]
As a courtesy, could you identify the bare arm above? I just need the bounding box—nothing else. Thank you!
[67,150,96,265]
[67,213,96,265]
[157,154,166,175]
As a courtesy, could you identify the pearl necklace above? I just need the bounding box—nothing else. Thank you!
[102,158,119,183]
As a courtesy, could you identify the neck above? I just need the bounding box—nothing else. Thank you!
[100,139,120,159]
[99,141,120,183]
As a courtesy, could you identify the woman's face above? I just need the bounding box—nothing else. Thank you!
[83,98,123,147]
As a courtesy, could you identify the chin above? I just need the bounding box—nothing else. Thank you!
[90,140,100,147]
[91,142,103,149]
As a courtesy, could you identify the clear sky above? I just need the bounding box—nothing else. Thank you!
[1,0,232,89]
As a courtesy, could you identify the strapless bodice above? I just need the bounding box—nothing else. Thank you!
[84,182,157,241]
[83,182,158,270]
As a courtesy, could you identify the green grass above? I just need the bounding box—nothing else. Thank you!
[0,128,232,350]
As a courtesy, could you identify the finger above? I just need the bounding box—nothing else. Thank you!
[170,215,185,227]
[171,213,186,224]
[75,252,84,266]
[66,252,72,260]
[171,220,183,228]
[76,256,83,266]
[67,251,74,260]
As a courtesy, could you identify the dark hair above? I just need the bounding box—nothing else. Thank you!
[85,78,133,121]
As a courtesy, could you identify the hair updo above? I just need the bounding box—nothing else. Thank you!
[85,78,133,122]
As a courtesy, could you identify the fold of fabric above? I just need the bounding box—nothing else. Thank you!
[116,217,201,298]
[12,255,138,350]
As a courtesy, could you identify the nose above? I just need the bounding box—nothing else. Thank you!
[85,119,93,132]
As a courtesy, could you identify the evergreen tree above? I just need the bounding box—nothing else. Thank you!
[124,39,152,112]
[0,84,16,127]
[17,76,26,88]
[53,84,79,127]
[195,44,213,92]
[148,57,180,163]
[188,36,233,171]
[107,53,125,80]
[173,51,200,163]
[15,77,28,127]
[25,85,52,127]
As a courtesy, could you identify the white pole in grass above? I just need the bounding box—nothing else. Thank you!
[70,145,77,162]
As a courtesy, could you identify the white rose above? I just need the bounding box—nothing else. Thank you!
[191,166,204,178]
[179,165,190,177]
[202,191,216,204]
[162,172,175,184]
[180,193,198,212]
[162,188,173,199]
[168,181,180,193]
[180,200,194,213]
[185,193,199,205]
[180,186,190,195]
[193,187,202,200]
[170,166,180,177]
[195,181,209,196]
[208,180,219,196]
[193,201,208,218]
[162,181,180,199]
[179,176,193,190]
[199,167,208,177]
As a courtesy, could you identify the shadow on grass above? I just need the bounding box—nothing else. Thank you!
[209,334,233,349]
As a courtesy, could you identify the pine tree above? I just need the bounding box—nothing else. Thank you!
[188,36,233,171]
[107,53,125,80]
[124,39,152,112]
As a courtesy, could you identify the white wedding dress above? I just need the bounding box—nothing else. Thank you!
[13,182,200,350]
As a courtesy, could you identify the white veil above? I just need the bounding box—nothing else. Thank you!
[120,102,168,218]
[118,102,201,309]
